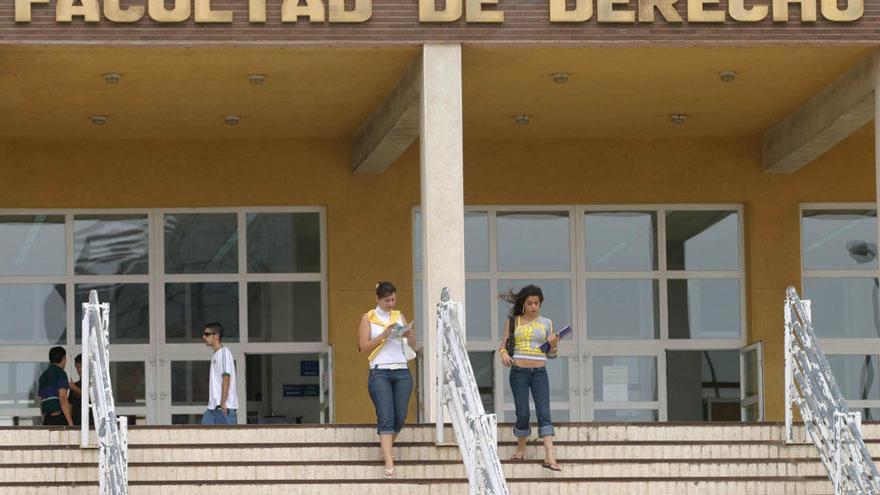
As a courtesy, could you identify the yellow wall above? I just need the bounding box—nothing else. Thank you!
[0,130,874,422]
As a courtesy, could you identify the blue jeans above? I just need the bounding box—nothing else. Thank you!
[509,366,554,438]
[367,368,412,435]
[201,408,237,425]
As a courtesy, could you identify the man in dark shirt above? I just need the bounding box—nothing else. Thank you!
[69,354,93,427]
[38,347,73,426]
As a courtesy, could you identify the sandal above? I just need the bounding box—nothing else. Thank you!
[541,462,562,472]
[510,452,525,460]
[383,466,395,478]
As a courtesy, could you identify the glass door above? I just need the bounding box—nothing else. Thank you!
[740,341,764,421]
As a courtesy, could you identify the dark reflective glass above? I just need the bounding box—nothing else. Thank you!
[666,211,739,271]
[667,350,741,421]
[164,213,238,274]
[76,283,149,344]
[247,213,320,273]
[74,215,148,275]
[248,282,321,342]
[171,361,210,405]
[165,282,239,343]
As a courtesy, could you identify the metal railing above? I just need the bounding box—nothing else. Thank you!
[435,288,510,495]
[81,290,129,495]
[784,286,880,494]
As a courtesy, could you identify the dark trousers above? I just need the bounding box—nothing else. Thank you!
[42,413,68,426]
[367,368,412,435]
[509,366,555,438]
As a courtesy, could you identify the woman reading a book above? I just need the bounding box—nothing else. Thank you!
[499,284,562,472]
[358,281,416,479]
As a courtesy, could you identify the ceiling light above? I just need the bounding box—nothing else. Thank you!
[225,115,241,125]
[248,74,266,85]
[102,73,121,85]
[91,115,108,126]
[719,71,737,83]
[514,114,532,125]
[669,114,687,125]
[551,72,570,84]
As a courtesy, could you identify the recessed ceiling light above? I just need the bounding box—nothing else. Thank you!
[102,73,121,85]
[514,114,532,125]
[225,115,241,125]
[719,71,737,83]
[91,115,108,126]
[248,74,266,85]
[551,72,570,84]
[669,114,687,125]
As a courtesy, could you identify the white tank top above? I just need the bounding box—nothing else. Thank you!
[369,307,408,367]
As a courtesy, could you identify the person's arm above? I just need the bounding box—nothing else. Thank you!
[59,388,73,426]
[546,321,559,359]
[499,318,514,367]
[69,381,82,397]
[399,316,417,348]
[358,314,391,355]
[220,375,230,415]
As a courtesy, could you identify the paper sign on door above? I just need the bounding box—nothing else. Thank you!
[602,365,629,402]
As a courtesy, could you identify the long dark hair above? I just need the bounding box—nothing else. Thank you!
[500,285,544,317]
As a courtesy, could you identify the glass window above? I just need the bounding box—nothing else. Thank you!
[465,279,492,341]
[593,356,657,402]
[0,284,66,345]
[804,278,880,338]
[586,279,659,340]
[594,409,658,421]
[0,215,65,276]
[668,279,741,339]
[497,211,570,272]
[666,210,739,271]
[171,361,210,406]
[802,210,877,270]
[0,362,44,409]
[74,214,148,275]
[667,350,740,421]
[247,213,320,273]
[110,362,146,408]
[827,355,880,401]
[245,354,321,424]
[496,279,572,338]
[76,283,149,344]
[164,213,238,274]
[469,352,494,413]
[585,211,656,271]
[248,282,322,343]
[166,282,239,343]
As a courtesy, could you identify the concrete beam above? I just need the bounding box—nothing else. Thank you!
[762,53,879,174]
[351,53,422,174]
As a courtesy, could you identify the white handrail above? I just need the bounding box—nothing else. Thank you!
[81,290,129,495]
[435,288,509,495]
[784,286,880,494]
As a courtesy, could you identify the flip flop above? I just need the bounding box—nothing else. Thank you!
[383,466,395,478]
[541,462,562,472]
[510,452,525,460]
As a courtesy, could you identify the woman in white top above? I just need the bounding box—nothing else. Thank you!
[358,281,416,479]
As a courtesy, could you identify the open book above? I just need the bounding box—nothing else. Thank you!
[539,325,572,352]
[386,321,414,339]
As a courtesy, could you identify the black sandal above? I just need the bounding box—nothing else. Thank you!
[541,462,562,472]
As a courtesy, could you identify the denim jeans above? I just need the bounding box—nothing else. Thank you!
[367,368,412,435]
[201,408,237,425]
[509,366,554,438]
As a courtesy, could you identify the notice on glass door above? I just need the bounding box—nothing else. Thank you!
[602,365,629,402]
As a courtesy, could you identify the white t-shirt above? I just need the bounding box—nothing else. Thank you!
[369,307,408,367]
[208,346,238,409]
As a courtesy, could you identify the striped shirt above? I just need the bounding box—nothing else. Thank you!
[512,316,554,361]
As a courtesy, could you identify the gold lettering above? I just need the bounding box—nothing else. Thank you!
[728,0,767,21]
[329,0,371,22]
[57,0,100,22]
[597,0,635,22]
[638,0,681,21]
[195,0,232,21]
[419,0,462,21]
[772,0,816,21]
[688,0,724,21]
[282,0,325,22]
[148,0,191,22]
[249,0,266,21]
[466,0,503,21]
[550,0,592,21]
[104,0,144,22]
[820,0,861,21]
[15,0,49,22]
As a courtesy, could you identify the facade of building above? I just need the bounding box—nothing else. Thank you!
[0,0,878,425]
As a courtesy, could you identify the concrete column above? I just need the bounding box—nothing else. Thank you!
[875,63,880,305]
[419,43,465,423]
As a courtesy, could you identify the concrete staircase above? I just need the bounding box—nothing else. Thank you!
[0,422,858,494]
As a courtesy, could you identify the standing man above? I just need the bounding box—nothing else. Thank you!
[38,346,73,426]
[201,322,238,425]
